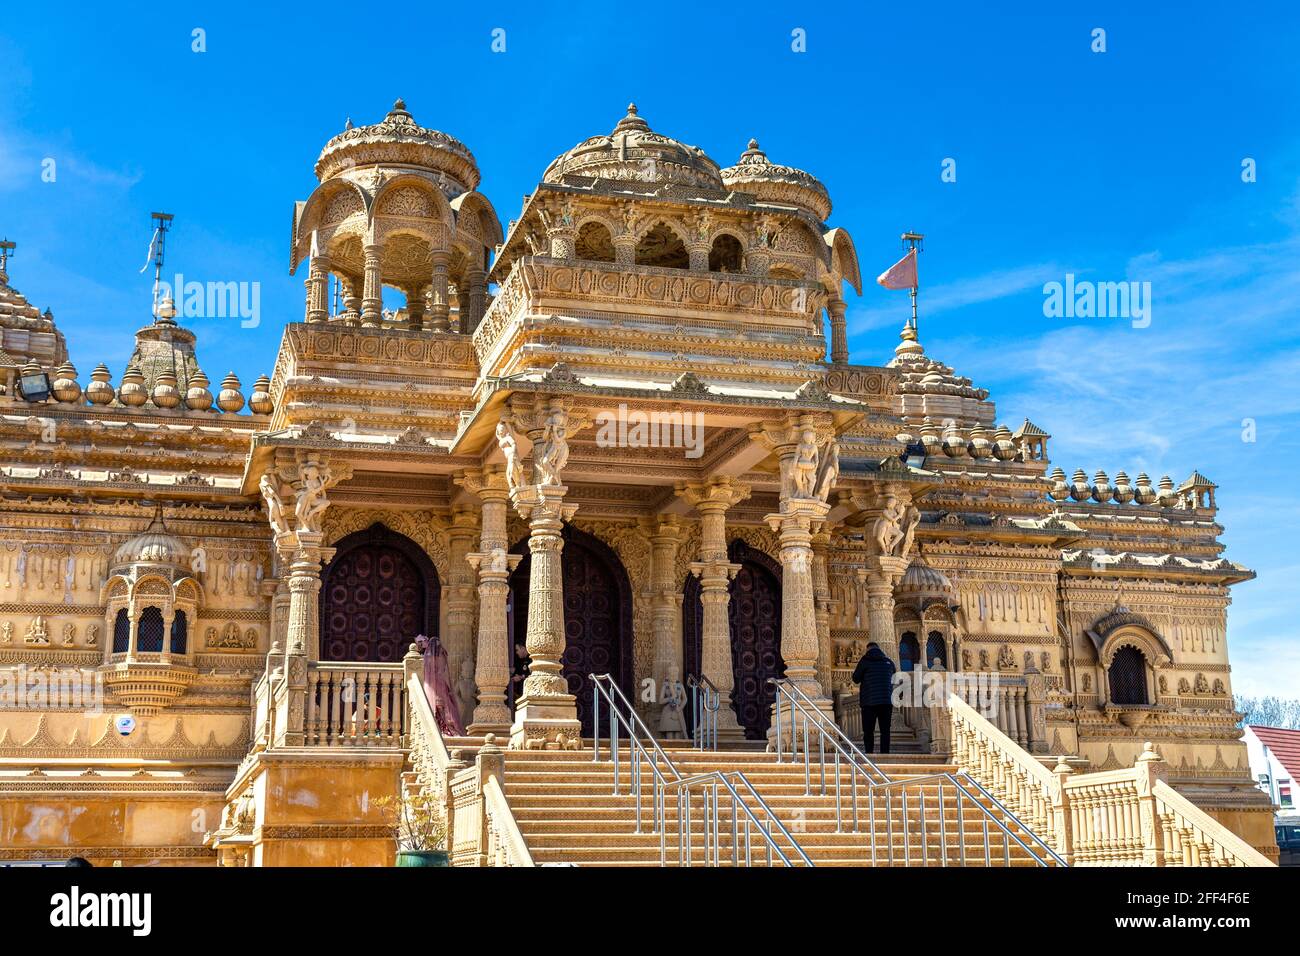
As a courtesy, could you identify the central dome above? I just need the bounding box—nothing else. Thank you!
[315,99,480,192]
[543,104,724,190]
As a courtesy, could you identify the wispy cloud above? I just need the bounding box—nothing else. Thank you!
[848,261,1062,333]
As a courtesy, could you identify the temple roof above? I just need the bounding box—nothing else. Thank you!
[315,99,480,192]
[542,104,725,191]
[0,248,68,371]
[720,139,831,221]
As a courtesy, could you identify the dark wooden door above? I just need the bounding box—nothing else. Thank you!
[508,527,632,736]
[320,525,438,663]
[683,541,784,740]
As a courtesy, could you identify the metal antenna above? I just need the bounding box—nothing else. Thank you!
[149,212,174,318]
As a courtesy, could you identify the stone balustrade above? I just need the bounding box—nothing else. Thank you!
[305,662,406,747]
[404,656,533,867]
[949,694,1274,867]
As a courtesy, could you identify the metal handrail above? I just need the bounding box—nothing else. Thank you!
[685,672,719,751]
[869,771,1067,867]
[769,678,1065,867]
[591,674,681,837]
[664,770,814,867]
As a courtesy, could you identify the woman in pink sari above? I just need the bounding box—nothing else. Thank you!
[414,634,464,736]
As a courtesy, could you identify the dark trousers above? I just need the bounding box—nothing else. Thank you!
[861,703,892,754]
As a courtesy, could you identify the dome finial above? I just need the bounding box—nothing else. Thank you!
[627,102,637,115]
[748,138,759,150]
[393,97,406,111]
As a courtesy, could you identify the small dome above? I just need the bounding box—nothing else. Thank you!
[113,511,187,568]
[315,99,480,191]
[542,103,724,191]
[720,139,831,221]
[897,560,954,599]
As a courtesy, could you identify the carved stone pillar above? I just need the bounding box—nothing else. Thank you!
[443,506,479,690]
[429,253,450,331]
[498,400,584,748]
[811,530,834,698]
[752,413,841,728]
[340,276,361,326]
[306,254,331,324]
[678,477,750,739]
[260,454,351,746]
[459,467,518,736]
[361,243,383,327]
[405,284,427,331]
[613,234,637,266]
[508,483,578,748]
[688,243,710,271]
[766,499,831,709]
[828,297,848,364]
[858,559,908,663]
[642,515,683,714]
[463,268,487,334]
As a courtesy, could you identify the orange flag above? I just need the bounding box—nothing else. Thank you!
[876,249,918,290]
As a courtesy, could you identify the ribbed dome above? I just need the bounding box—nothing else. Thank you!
[542,103,724,190]
[113,512,187,568]
[315,99,480,191]
[897,561,954,599]
[720,139,831,221]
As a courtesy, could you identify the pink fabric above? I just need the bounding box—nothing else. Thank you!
[415,634,464,736]
[876,249,917,290]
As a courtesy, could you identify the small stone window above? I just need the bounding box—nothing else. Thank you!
[137,606,165,653]
[1108,645,1149,705]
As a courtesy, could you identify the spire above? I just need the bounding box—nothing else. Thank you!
[895,321,924,357]
[0,239,12,287]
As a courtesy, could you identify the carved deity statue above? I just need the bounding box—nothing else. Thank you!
[657,663,689,739]
[294,460,332,533]
[791,426,819,498]
[496,418,525,492]
[813,438,839,503]
[455,657,477,726]
[873,495,907,555]
[0,622,11,644]
[24,615,49,646]
[259,474,289,538]
[533,407,569,487]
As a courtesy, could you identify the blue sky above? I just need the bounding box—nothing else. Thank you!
[2,3,1298,695]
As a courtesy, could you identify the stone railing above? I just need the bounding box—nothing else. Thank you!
[1152,779,1273,867]
[950,694,1274,867]
[403,652,533,868]
[305,662,406,747]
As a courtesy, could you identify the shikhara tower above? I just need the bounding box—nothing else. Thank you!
[0,102,1273,866]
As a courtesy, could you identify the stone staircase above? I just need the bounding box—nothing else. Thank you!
[502,744,1054,867]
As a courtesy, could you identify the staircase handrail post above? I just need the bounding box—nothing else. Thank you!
[1050,755,1075,865]
[1133,741,1168,867]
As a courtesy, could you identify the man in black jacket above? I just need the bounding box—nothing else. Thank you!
[851,642,897,754]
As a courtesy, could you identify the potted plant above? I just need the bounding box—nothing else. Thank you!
[378,791,449,867]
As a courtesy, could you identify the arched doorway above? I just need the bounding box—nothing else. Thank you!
[319,523,440,662]
[683,539,784,740]
[507,525,633,736]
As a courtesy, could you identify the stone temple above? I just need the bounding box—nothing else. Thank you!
[0,101,1275,866]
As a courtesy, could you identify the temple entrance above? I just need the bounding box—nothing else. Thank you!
[319,523,440,662]
[683,539,784,740]
[507,525,633,736]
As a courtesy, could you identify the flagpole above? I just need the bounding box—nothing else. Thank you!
[901,232,924,333]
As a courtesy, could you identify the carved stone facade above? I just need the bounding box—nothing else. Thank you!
[0,101,1268,864]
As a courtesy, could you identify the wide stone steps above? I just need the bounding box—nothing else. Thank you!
[493,747,1053,867]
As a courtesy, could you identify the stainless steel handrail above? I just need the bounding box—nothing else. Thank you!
[868,771,1066,867]
[685,672,719,751]
[665,770,815,867]
[591,673,681,838]
[769,677,1065,867]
